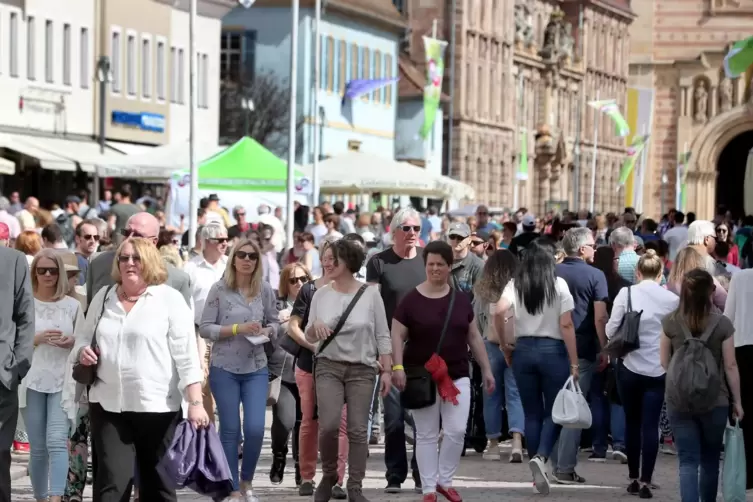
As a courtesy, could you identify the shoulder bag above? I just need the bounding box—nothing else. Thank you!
[279,283,318,358]
[603,285,642,360]
[401,288,456,410]
[72,285,114,386]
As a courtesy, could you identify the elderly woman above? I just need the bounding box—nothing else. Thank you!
[305,240,393,502]
[22,250,84,502]
[200,238,279,501]
[73,238,206,500]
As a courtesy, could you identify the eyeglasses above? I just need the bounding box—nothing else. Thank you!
[117,254,141,264]
[82,234,100,241]
[235,251,259,261]
[288,276,309,286]
[36,267,59,276]
[236,212,246,217]
[400,225,421,233]
[209,237,229,244]
[120,228,155,239]
[448,234,465,241]
[471,240,485,247]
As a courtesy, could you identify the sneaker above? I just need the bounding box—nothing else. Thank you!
[369,432,380,445]
[243,489,260,502]
[331,484,347,500]
[529,456,550,495]
[612,450,628,464]
[639,485,653,499]
[12,441,29,454]
[580,446,593,453]
[346,487,370,502]
[384,481,401,493]
[436,485,462,502]
[269,454,285,485]
[298,480,315,496]
[553,472,586,485]
[588,452,607,462]
[660,440,676,455]
[423,495,438,502]
[482,441,501,461]
[314,475,337,502]
[627,480,640,495]
[510,433,523,463]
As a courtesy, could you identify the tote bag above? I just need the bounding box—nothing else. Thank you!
[552,376,592,429]
[723,421,746,502]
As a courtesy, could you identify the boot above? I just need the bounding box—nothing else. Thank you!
[314,474,338,502]
[346,486,371,502]
[510,432,523,463]
[269,451,286,484]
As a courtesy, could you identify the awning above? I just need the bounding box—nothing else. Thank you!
[0,133,126,172]
[0,157,14,175]
[106,141,157,156]
[0,133,77,171]
[97,140,226,178]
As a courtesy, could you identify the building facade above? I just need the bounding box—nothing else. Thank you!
[629,0,753,219]
[402,0,634,214]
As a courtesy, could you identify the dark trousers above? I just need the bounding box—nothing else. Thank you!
[0,385,18,502]
[271,382,301,471]
[89,403,180,502]
[735,345,753,489]
[616,362,665,483]
[383,385,418,484]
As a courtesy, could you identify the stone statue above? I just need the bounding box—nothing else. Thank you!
[693,81,708,123]
[719,78,733,112]
[540,19,559,60]
[514,2,534,47]
[559,22,574,62]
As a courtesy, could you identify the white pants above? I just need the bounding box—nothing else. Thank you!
[412,377,471,494]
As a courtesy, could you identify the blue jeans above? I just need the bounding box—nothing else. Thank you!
[22,389,69,499]
[589,363,626,455]
[209,365,269,490]
[551,358,597,473]
[482,340,525,438]
[511,337,570,459]
[669,406,728,502]
[383,384,418,484]
[616,362,665,483]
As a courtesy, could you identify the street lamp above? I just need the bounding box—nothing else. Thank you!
[240,96,254,138]
[94,55,113,206]
[661,170,668,217]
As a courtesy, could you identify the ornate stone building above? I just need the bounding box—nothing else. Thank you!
[629,0,753,219]
[401,0,634,214]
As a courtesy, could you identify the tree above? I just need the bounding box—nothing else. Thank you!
[219,70,304,157]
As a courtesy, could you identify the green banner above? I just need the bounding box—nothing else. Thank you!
[677,151,690,210]
[617,134,649,189]
[420,36,448,139]
[517,128,528,181]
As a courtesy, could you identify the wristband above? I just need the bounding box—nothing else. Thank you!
[232,324,239,336]
[392,364,404,371]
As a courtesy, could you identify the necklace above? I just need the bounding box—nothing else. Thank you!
[118,286,145,303]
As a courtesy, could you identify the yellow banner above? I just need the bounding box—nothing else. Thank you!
[624,88,654,208]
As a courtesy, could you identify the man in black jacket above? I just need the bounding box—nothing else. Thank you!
[0,246,34,502]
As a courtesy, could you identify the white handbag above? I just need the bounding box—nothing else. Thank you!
[552,376,592,429]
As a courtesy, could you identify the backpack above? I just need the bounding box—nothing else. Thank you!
[665,314,722,414]
[56,213,75,249]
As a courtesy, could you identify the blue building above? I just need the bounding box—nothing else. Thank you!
[222,0,406,165]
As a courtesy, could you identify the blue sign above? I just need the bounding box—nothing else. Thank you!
[111,111,166,133]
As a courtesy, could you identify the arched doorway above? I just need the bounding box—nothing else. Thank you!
[717,130,753,218]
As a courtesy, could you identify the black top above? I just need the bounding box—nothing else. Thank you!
[365,247,426,328]
[291,281,317,373]
[508,231,539,257]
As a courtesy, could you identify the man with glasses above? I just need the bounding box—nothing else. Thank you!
[73,220,100,286]
[469,230,490,260]
[447,222,484,298]
[475,205,499,233]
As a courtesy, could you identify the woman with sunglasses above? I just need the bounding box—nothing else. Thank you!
[268,263,312,486]
[22,250,83,502]
[715,223,739,267]
[200,238,279,502]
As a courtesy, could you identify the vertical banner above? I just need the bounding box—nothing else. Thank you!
[517,128,529,181]
[420,36,448,138]
[587,99,630,137]
[676,151,690,211]
[617,135,650,190]
[624,87,655,207]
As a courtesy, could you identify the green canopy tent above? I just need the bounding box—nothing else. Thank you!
[196,136,310,193]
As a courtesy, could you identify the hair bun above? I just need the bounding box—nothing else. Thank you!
[644,249,657,259]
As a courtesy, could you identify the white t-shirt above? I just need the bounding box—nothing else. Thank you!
[23,296,83,394]
[501,277,574,340]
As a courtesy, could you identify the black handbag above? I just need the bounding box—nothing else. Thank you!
[603,285,642,360]
[72,285,114,386]
[400,288,456,410]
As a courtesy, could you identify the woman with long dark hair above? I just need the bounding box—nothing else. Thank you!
[661,269,742,502]
[474,250,525,462]
[493,238,579,495]
[592,246,631,316]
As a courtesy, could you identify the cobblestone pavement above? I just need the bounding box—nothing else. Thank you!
[9,411,749,501]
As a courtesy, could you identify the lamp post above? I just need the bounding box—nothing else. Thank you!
[94,56,112,206]
[240,97,254,137]
[285,0,299,251]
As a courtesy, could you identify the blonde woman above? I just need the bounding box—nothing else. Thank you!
[73,238,205,500]
[200,238,279,502]
[23,250,84,502]
[668,247,726,310]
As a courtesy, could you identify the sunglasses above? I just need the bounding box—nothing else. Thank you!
[82,234,100,241]
[448,234,466,241]
[288,276,309,286]
[400,225,421,233]
[120,228,153,239]
[236,212,246,217]
[235,251,259,261]
[471,240,485,247]
[209,237,229,244]
[117,254,141,264]
[36,267,59,276]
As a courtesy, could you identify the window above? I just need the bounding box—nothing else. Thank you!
[379,52,387,103]
[326,36,334,91]
[392,0,406,14]
[385,54,393,105]
[27,16,35,80]
[365,49,373,101]
[361,49,370,100]
[219,30,255,82]
[80,28,89,88]
[45,20,53,83]
[373,50,382,102]
[110,30,121,93]
[347,140,362,151]
[9,13,18,77]
[170,46,177,102]
[126,33,135,96]
[350,44,358,82]
[156,40,166,100]
[357,46,363,79]
[338,40,346,94]
[63,24,71,85]
[141,36,151,99]
[319,35,327,90]
[200,53,209,108]
[345,43,352,83]
[177,48,185,103]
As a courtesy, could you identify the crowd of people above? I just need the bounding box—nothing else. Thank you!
[0,185,752,502]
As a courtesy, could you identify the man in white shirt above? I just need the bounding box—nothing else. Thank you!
[183,223,228,422]
[15,197,39,232]
[258,204,285,253]
[663,211,689,262]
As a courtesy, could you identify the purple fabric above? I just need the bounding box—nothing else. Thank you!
[342,78,399,105]
[157,421,233,499]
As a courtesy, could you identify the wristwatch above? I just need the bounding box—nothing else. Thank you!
[188,399,203,407]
